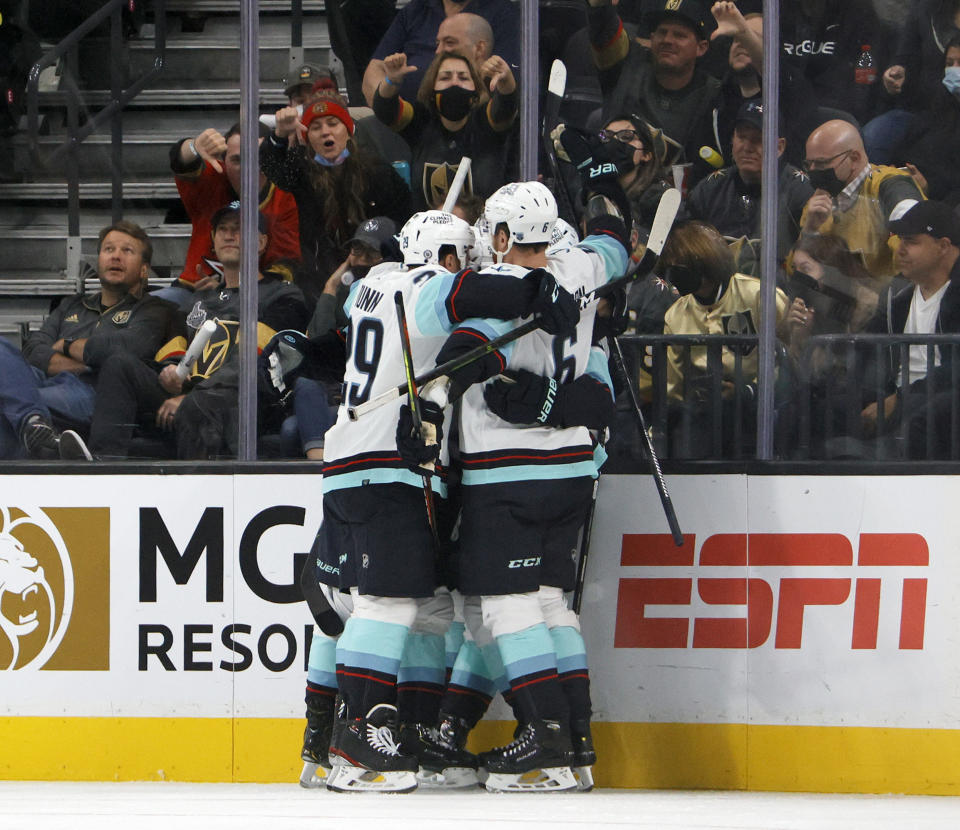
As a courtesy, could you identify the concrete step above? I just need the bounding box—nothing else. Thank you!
[14,132,194,178]
[36,85,290,110]
[0,180,179,201]
[0,223,190,273]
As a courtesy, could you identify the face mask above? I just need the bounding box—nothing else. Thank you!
[943,66,960,97]
[604,139,638,175]
[807,166,846,197]
[435,85,477,121]
[665,265,702,296]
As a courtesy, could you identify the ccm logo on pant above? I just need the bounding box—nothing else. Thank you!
[508,557,542,569]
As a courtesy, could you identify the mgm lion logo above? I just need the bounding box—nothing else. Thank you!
[0,506,73,670]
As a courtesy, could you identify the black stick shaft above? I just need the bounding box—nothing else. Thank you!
[571,468,601,614]
[610,335,684,546]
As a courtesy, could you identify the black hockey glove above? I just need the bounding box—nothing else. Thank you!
[523,268,579,336]
[485,369,616,431]
[592,286,629,343]
[396,398,444,472]
[484,369,562,426]
[261,329,310,394]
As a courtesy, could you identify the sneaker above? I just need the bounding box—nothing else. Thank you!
[480,719,576,793]
[326,702,418,793]
[20,415,59,459]
[59,430,93,461]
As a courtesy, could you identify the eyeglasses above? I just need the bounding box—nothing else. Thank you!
[802,149,851,172]
[599,128,642,146]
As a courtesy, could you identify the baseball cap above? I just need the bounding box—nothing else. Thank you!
[645,0,714,38]
[283,64,332,97]
[347,217,398,252]
[733,101,785,136]
[889,200,960,245]
[210,200,268,234]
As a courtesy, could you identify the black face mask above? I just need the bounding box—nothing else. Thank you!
[435,85,477,121]
[807,167,846,197]
[605,139,638,175]
[665,265,703,296]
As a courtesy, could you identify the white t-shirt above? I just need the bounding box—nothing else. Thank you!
[902,281,949,385]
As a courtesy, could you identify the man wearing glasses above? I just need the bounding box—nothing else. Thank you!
[799,119,924,282]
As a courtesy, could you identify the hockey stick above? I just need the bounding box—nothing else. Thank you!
[542,60,577,226]
[176,319,217,380]
[609,334,684,547]
[571,437,603,614]
[394,290,443,557]
[347,188,681,421]
[441,156,472,213]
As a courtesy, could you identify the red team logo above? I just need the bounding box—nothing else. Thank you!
[615,533,928,650]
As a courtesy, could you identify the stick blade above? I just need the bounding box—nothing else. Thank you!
[645,188,681,258]
[547,59,566,98]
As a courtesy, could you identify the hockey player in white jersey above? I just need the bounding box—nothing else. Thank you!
[414,142,635,792]
[313,209,580,793]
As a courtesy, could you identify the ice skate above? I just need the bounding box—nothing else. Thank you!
[326,702,418,793]
[401,714,480,788]
[570,718,596,792]
[480,719,577,792]
[299,694,335,789]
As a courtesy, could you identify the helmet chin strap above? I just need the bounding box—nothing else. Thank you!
[493,230,514,264]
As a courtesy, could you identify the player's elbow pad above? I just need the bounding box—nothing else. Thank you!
[555,375,616,431]
[445,270,536,323]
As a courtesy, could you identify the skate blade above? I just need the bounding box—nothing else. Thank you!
[325,764,417,793]
[573,765,594,792]
[299,760,331,789]
[483,766,577,793]
[417,766,480,789]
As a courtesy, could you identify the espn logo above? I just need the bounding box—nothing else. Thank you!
[615,533,927,650]
[0,506,110,670]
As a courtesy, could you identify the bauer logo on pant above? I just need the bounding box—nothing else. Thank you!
[0,506,109,670]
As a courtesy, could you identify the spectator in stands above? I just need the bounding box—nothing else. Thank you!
[588,0,721,185]
[372,50,517,211]
[260,90,411,309]
[686,101,813,268]
[166,121,301,307]
[658,220,788,457]
[0,221,183,460]
[864,1,960,164]
[284,64,338,106]
[891,35,960,208]
[597,115,674,247]
[784,233,880,457]
[860,200,960,459]
[709,3,817,169]
[362,2,519,106]
[86,203,308,460]
[799,119,924,282]
[779,0,886,126]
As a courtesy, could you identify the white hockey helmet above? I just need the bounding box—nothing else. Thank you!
[483,181,558,262]
[399,210,474,268]
[547,217,580,252]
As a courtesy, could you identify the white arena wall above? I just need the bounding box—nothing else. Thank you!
[1,471,958,794]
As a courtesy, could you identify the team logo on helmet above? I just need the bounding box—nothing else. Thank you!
[0,506,74,670]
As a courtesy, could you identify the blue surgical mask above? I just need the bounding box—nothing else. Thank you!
[943,66,960,97]
[314,147,351,166]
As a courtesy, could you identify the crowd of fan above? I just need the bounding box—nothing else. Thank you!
[2,0,960,462]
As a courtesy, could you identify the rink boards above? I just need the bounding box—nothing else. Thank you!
[1,472,959,794]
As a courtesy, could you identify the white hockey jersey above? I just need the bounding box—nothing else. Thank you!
[455,233,628,485]
[322,263,462,495]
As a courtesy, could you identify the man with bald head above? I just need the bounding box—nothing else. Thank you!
[799,119,924,282]
[362,1,519,105]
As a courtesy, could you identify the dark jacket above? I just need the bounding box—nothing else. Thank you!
[22,290,184,381]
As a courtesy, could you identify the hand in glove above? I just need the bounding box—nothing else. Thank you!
[484,369,561,426]
[261,329,310,394]
[396,398,444,472]
[523,268,579,336]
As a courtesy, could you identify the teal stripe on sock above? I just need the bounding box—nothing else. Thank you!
[497,624,557,683]
[550,625,588,673]
[398,631,445,686]
[450,639,498,697]
[336,617,408,676]
[307,629,339,688]
[479,642,510,694]
[444,621,465,669]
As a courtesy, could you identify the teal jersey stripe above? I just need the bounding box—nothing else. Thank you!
[461,459,598,485]
[415,271,458,336]
[323,467,448,497]
[578,233,629,280]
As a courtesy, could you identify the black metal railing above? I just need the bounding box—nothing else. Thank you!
[25,0,167,233]
[615,333,960,464]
